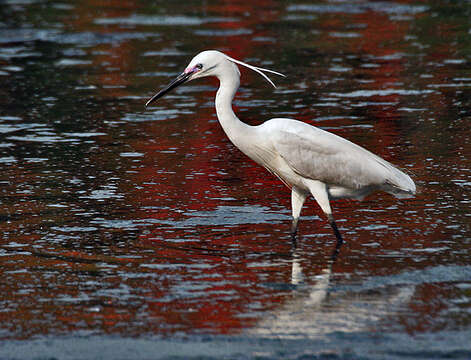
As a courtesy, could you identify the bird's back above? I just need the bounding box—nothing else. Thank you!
[257,118,416,199]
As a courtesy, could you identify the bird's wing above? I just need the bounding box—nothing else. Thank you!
[265,118,413,192]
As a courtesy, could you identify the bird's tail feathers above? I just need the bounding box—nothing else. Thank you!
[371,155,416,199]
[384,177,416,199]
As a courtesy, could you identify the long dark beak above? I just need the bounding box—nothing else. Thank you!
[145,71,192,107]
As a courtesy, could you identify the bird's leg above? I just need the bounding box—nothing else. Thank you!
[290,218,299,246]
[305,180,345,247]
[327,213,344,248]
[291,187,307,239]
[290,217,299,237]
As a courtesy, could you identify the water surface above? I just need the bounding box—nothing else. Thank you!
[0,0,470,359]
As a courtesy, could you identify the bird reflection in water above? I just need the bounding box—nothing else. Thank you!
[291,238,343,304]
[251,239,414,339]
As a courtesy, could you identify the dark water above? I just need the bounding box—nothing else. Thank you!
[0,0,470,359]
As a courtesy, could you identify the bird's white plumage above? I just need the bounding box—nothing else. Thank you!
[147,50,416,240]
[258,118,415,199]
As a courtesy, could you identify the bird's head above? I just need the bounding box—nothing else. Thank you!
[183,50,235,81]
[145,50,285,107]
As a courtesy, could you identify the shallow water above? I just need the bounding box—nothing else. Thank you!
[0,0,470,359]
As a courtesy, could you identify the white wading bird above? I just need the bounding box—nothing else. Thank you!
[146,50,416,245]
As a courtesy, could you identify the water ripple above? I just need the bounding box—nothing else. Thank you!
[94,15,238,26]
[288,2,429,15]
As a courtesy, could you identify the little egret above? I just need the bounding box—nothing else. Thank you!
[146,50,416,245]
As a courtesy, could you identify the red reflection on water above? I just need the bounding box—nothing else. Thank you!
[124,1,294,334]
[1,0,470,342]
[117,0,460,338]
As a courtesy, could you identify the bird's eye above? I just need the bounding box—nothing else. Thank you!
[196,63,203,70]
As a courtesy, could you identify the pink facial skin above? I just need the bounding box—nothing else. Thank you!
[184,66,198,74]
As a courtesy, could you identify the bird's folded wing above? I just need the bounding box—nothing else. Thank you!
[269,120,395,190]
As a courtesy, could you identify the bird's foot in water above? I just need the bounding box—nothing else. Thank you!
[290,221,299,247]
[290,231,298,248]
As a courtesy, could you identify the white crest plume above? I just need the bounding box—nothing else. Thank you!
[223,54,286,88]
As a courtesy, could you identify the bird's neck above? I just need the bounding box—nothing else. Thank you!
[215,74,251,145]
